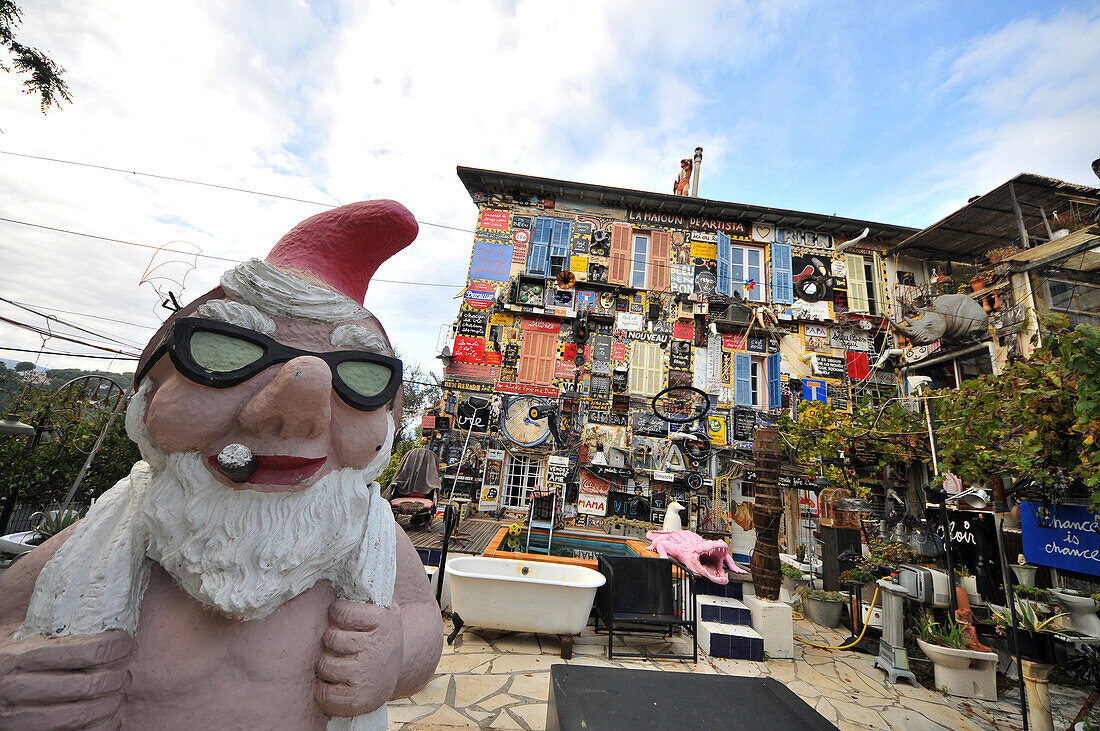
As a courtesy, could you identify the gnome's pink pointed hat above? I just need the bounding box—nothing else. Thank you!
[136,199,418,378]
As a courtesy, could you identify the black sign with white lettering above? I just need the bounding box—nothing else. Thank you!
[816,355,848,380]
[747,336,767,354]
[733,408,757,441]
[589,375,611,399]
[511,215,532,230]
[457,310,489,338]
[607,490,651,521]
[632,412,667,437]
[589,409,628,427]
[503,343,520,367]
[456,404,491,432]
[826,381,850,410]
[591,335,612,362]
[669,340,692,369]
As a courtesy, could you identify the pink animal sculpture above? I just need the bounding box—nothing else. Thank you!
[0,201,443,729]
[646,529,746,585]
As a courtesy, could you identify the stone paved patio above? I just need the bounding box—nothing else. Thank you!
[388,615,1094,730]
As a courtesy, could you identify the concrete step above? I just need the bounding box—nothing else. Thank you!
[697,595,752,626]
[694,576,745,600]
[698,621,764,661]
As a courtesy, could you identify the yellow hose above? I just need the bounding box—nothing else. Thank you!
[794,585,880,651]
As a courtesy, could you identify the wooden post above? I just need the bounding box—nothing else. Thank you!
[751,426,783,601]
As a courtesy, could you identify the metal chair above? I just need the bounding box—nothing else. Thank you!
[593,555,697,662]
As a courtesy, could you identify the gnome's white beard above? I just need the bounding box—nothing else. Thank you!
[143,453,374,620]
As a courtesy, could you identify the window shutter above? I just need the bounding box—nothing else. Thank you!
[528,217,553,275]
[871,251,887,316]
[517,334,538,383]
[647,342,665,395]
[767,352,781,409]
[535,332,556,385]
[734,353,752,407]
[518,332,556,385]
[771,242,793,304]
[648,230,671,292]
[548,219,573,276]
[845,254,869,313]
[716,232,733,296]
[608,223,632,285]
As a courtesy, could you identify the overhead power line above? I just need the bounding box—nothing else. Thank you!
[0,296,145,349]
[0,345,138,361]
[0,149,475,234]
[0,216,467,289]
[0,316,142,358]
[5,300,159,330]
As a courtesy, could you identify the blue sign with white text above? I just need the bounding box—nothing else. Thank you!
[1020,501,1100,577]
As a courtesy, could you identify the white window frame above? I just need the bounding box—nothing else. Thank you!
[503,453,543,509]
[750,357,769,410]
[730,245,765,302]
[631,233,649,288]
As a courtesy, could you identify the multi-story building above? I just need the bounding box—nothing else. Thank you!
[426,165,915,560]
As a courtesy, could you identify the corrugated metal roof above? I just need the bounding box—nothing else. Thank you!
[889,173,1100,261]
[456,166,918,244]
[1006,225,1100,272]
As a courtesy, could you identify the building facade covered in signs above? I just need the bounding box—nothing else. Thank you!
[426,166,916,560]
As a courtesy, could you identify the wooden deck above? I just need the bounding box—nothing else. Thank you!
[397,516,505,555]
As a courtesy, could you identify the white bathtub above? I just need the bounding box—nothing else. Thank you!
[446,556,605,636]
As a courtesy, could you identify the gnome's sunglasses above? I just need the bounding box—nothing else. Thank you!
[136,318,403,412]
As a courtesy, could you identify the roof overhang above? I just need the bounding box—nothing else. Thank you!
[888,173,1099,261]
[457,166,917,244]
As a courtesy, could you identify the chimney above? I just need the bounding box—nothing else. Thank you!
[690,147,703,197]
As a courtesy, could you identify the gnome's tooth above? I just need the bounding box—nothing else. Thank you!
[217,444,256,482]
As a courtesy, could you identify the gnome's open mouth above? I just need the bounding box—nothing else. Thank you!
[207,454,327,489]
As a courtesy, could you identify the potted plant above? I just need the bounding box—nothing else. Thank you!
[798,587,845,628]
[1015,584,1056,614]
[1049,588,1100,637]
[1012,555,1039,587]
[991,600,1070,731]
[914,612,998,700]
[781,562,807,597]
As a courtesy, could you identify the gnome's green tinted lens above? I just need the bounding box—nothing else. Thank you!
[189,331,265,372]
[336,360,392,397]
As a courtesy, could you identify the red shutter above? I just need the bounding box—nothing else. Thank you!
[648,230,671,292]
[519,332,558,385]
[608,223,631,285]
[846,351,869,380]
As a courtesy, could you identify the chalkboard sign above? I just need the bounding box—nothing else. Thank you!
[747,336,767,354]
[669,340,692,370]
[1022,501,1100,576]
[825,380,850,410]
[607,490,651,522]
[816,355,848,379]
[511,215,532,230]
[455,403,491,432]
[591,335,612,362]
[612,369,629,393]
[632,412,667,437]
[457,310,489,338]
[547,456,570,485]
[503,343,520,367]
[733,408,757,441]
[589,374,611,399]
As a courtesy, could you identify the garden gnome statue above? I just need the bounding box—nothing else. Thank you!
[0,201,443,729]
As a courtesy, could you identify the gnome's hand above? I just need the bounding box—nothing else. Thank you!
[0,629,132,728]
[314,599,403,717]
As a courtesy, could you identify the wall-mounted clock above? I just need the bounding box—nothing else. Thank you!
[501,396,551,447]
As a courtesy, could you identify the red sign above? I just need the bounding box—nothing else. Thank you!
[484,351,502,366]
[723,333,746,350]
[494,381,559,397]
[846,351,869,380]
[512,240,528,264]
[611,343,626,360]
[562,343,577,360]
[452,336,486,363]
[521,315,560,333]
[673,321,694,340]
[478,209,510,231]
[554,359,576,379]
[464,283,496,310]
[421,415,437,430]
[580,469,611,496]
[444,361,500,379]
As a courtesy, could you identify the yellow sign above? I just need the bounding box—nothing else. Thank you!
[707,415,728,446]
[691,240,717,261]
[569,255,588,279]
[490,312,514,326]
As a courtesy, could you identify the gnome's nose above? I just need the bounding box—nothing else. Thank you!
[239,356,332,440]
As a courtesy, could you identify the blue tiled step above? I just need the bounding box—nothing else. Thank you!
[698,621,764,661]
[697,595,752,626]
[694,576,745,600]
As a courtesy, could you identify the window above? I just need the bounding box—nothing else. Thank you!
[844,251,887,315]
[1045,275,1100,326]
[527,217,572,276]
[717,233,766,302]
[771,242,794,304]
[628,342,665,397]
[517,331,557,385]
[631,233,649,288]
[608,222,631,285]
[735,352,781,409]
[503,453,543,509]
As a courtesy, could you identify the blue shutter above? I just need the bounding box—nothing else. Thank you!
[767,352,781,409]
[716,232,732,296]
[771,242,793,304]
[734,353,752,407]
[548,219,572,275]
[528,217,552,274]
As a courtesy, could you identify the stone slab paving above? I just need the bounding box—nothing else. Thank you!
[389,616,1091,730]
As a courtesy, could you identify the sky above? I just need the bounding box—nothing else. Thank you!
[0,0,1097,380]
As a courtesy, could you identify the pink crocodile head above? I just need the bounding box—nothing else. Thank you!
[645,529,746,584]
